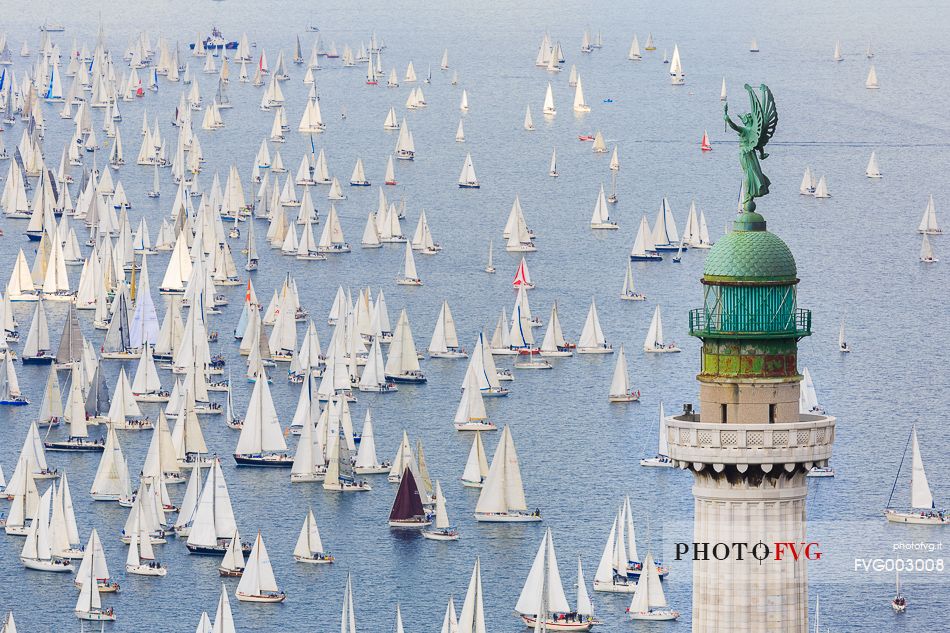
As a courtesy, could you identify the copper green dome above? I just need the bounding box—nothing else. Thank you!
[703,227,797,283]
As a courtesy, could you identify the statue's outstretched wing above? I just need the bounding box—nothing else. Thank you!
[744,83,777,153]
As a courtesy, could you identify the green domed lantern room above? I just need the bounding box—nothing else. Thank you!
[688,209,811,424]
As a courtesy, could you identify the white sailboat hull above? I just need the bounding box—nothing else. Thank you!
[421,528,460,541]
[236,591,286,603]
[639,456,674,468]
[520,615,592,631]
[454,421,498,432]
[291,472,326,482]
[627,609,679,621]
[609,393,640,403]
[354,465,390,475]
[474,512,541,523]
[884,510,949,525]
[576,346,613,355]
[593,579,636,593]
[75,610,116,622]
[645,346,681,354]
[22,557,74,572]
[126,563,167,576]
[294,553,334,564]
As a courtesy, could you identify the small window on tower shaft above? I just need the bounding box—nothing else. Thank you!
[720,403,727,424]
[769,404,777,424]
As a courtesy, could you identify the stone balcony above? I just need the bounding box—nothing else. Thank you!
[665,413,835,472]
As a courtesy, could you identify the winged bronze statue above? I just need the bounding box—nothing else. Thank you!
[723,83,777,213]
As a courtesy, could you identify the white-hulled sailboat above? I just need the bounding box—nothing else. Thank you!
[422,480,459,540]
[236,531,286,602]
[576,299,612,354]
[458,153,479,188]
[294,508,333,563]
[608,345,639,402]
[884,426,948,524]
[918,195,941,234]
[866,151,882,178]
[838,318,850,353]
[590,185,617,229]
[515,528,594,631]
[454,368,496,431]
[474,425,540,522]
[921,234,938,263]
[620,261,645,301]
[640,403,673,467]
[625,553,678,620]
[396,242,423,286]
[644,306,680,353]
[20,487,74,572]
[429,300,467,358]
[461,431,490,487]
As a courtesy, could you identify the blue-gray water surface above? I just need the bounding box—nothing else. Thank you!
[0,0,948,631]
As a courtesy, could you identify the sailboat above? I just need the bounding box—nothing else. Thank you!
[866,151,882,178]
[388,466,431,527]
[354,411,391,474]
[720,77,727,101]
[294,508,333,563]
[921,234,938,263]
[833,40,843,62]
[385,310,426,382]
[458,153,479,188]
[422,481,459,540]
[865,65,879,89]
[640,403,673,467]
[233,367,292,466]
[592,513,635,593]
[607,345,639,402]
[397,242,423,286]
[20,487,74,572]
[474,425,540,522]
[454,368,496,431]
[891,571,907,612]
[429,301,467,358]
[323,422,372,492]
[45,367,105,451]
[813,175,830,198]
[620,262,645,301]
[524,106,535,131]
[74,530,116,621]
[838,318,850,353]
[749,38,759,52]
[799,167,816,195]
[549,148,559,177]
[543,83,556,116]
[485,239,496,273]
[461,432,490,488]
[126,525,167,577]
[20,300,54,364]
[512,257,534,289]
[576,299,612,354]
[630,216,662,261]
[572,76,591,112]
[669,45,685,85]
[644,306,680,353]
[236,531,286,602]
[186,460,244,555]
[884,426,949,524]
[515,528,593,631]
[701,130,712,152]
[918,195,941,234]
[625,553,678,620]
[538,303,573,358]
[590,185,617,229]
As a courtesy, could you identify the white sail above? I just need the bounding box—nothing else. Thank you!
[910,426,935,509]
[516,528,572,615]
[475,425,529,514]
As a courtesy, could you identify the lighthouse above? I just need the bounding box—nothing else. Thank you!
[667,84,835,633]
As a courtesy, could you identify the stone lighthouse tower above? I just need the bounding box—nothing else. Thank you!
[666,84,835,633]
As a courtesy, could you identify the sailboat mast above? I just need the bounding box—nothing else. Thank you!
[884,428,914,509]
